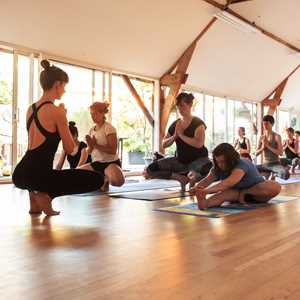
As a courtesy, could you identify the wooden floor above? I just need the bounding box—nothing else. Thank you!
[2,183,300,300]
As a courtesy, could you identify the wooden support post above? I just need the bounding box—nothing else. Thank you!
[121,74,154,126]
[159,17,217,151]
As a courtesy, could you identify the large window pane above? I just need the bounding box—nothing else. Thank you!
[204,95,214,151]
[17,55,30,164]
[227,99,235,144]
[278,110,290,138]
[213,97,226,147]
[192,92,204,120]
[53,62,94,141]
[0,51,13,177]
[111,75,154,169]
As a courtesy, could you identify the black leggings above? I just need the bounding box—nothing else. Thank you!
[13,167,104,199]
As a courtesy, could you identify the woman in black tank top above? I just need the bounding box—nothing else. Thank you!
[56,121,91,169]
[233,127,252,161]
[12,60,104,216]
[146,92,211,191]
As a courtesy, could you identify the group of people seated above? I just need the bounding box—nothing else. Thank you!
[12,60,299,216]
[144,93,300,210]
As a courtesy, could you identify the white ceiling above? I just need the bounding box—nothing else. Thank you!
[1,0,300,108]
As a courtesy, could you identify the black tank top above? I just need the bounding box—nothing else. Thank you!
[25,101,61,170]
[67,141,92,168]
[285,139,298,159]
[239,137,247,150]
[168,117,208,164]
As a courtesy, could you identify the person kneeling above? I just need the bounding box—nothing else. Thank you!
[190,143,281,210]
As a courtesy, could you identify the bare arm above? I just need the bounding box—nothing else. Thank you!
[287,140,298,155]
[77,148,89,167]
[178,125,205,148]
[256,136,264,157]
[55,149,66,170]
[55,107,75,154]
[162,132,176,149]
[194,170,216,189]
[203,168,245,194]
[233,139,239,151]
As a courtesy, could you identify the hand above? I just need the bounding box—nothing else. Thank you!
[86,135,95,148]
[175,120,184,137]
[262,135,268,148]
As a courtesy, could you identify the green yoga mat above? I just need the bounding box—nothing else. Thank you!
[154,195,299,218]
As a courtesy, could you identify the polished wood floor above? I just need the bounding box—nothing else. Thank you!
[2,182,300,300]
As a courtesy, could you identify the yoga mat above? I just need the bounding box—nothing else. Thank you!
[110,188,190,201]
[154,195,299,218]
[276,176,300,185]
[73,179,181,196]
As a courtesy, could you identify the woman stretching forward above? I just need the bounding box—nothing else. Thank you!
[191,143,281,209]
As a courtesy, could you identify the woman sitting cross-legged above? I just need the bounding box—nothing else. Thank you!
[190,143,281,210]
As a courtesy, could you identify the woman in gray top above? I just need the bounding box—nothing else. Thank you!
[256,115,290,180]
[191,143,281,210]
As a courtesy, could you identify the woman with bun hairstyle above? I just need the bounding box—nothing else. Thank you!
[12,60,105,216]
[77,101,125,191]
[145,92,212,191]
[55,121,92,169]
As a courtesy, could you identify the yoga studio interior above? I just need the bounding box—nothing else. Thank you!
[1,0,300,299]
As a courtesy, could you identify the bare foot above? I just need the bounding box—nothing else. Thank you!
[33,192,60,216]
[100,177,109,192]
[290,167,296,175]
[195,190,208,210]
[268,172,276,181]
[29,192,42,214]
[171,173,189,192]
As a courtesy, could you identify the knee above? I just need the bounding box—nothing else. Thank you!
[269,182,281,197]
[147,161,160,173]
[110,174,125,187]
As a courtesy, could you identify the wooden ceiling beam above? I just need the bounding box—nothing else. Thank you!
[201,0,300,54]
[159,17,217,151]
[121,75,154,127]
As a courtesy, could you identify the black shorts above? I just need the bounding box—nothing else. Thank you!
[90,159,121,174]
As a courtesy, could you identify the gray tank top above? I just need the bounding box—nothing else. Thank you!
[264,132,279,163]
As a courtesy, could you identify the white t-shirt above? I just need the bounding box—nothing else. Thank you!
[89,122,119,162]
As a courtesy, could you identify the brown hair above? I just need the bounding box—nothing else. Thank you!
[286,127,295,134]
[68,121,78,136]
[212,143,240,173]
[176,92,194,105]
[40,60,69,91]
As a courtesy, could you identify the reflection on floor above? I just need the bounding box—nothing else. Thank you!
[1,182,300,299]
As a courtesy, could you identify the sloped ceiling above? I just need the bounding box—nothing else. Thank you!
[1,0,299,108]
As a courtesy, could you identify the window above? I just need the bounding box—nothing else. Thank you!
[111,75,154,169]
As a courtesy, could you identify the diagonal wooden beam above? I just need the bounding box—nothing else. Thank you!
[162,17,217,78]
[262,64,300,102]
[121,75,154,126]
[229,0,252,4]
[159,18,217,150]
[201,0,300,54]
[261,64,300,116]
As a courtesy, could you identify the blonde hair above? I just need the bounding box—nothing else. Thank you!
[90,101,109,114]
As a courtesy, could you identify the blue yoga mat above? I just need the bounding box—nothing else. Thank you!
[155,195,299,218]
